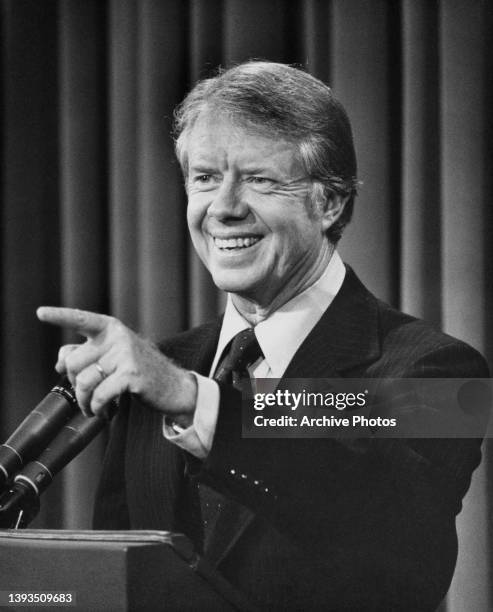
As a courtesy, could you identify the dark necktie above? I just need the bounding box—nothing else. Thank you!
[214,327,263,388]
[200,328,263,545]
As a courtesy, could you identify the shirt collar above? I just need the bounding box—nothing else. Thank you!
[210,251,346,377]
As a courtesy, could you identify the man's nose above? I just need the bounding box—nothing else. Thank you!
[207,178,248,220]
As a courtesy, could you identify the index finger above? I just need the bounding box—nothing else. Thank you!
[37,306,110,338]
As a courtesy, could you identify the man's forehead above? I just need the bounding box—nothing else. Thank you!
[186,114,301,169]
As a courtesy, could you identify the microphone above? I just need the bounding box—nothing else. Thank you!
[0,378,79,491]
[16,408,114,495]
[0,405,116,528]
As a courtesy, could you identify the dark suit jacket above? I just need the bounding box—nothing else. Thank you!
[93,268,489,611]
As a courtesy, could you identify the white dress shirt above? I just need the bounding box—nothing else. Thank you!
[163,251,346,458]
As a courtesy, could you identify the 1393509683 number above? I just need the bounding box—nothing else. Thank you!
[0,592,75,606]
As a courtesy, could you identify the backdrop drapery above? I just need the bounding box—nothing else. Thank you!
[1,1,491,610]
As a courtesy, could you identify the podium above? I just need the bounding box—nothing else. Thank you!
[0,530,251,611]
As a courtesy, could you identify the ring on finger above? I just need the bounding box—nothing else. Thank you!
[94,362,107,382]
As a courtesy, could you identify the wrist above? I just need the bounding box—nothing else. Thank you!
[171,370,197,428]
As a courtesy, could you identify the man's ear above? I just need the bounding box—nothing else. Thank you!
[320,193,350,233]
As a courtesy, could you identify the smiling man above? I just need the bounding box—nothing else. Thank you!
[37,62,489,611]
[183,114,340,317]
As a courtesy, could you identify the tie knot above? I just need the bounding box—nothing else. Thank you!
[228,328,262,371]
[214,328,263,387]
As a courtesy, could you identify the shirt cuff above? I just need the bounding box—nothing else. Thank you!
[162,372,220,459]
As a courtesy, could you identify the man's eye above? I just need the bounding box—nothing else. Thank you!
[190,174,218,191]
[244,176,276,191]
[247,176,271,184]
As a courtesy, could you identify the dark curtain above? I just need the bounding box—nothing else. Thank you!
[1,1,492,610]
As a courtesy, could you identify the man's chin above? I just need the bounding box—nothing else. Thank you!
[211,271,261,297]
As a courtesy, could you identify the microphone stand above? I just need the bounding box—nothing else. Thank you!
[0,480,40,528]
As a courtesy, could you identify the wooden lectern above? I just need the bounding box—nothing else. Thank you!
[0,530,252,611]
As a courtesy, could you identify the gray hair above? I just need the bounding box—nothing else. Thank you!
[173,61,358,243]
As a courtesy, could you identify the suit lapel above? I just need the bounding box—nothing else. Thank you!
[282,266,381,379]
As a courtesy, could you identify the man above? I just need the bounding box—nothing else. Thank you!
[37,62,489,610]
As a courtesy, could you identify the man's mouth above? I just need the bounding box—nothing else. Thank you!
[213,236,262,250]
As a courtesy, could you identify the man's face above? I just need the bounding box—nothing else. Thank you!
[185,115,331,307]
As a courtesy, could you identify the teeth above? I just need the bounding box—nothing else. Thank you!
[214,236,261,250]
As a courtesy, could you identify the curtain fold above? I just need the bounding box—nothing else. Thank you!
[109,0,139,328]
[1,0,62,528]
[439,3,492,609]
[401,0,441,324]
[136,0,188,338]
[58,0,109,529]
[1,1,491,609]
[333,0,396,303]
